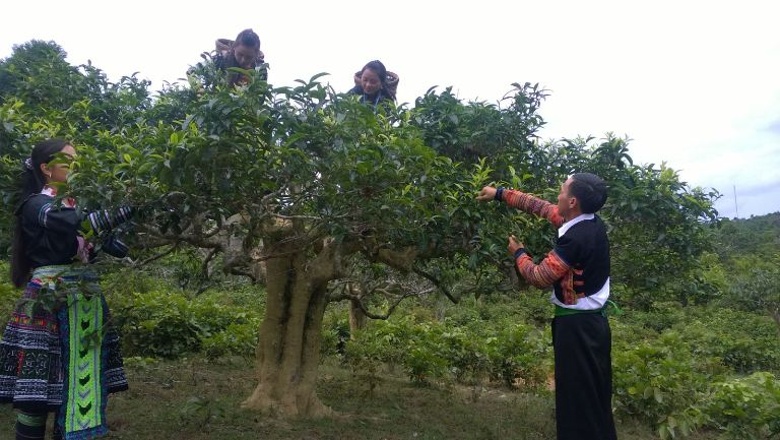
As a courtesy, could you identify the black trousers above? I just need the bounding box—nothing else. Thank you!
[552,313,618,440]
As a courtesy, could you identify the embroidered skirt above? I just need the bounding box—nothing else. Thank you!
[0,265,128,439]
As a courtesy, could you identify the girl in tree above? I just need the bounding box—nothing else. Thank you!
[0,139,133,440]
[214,28,267,86]
[348,60,399,110]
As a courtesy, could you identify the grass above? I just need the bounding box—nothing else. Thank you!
[0,355,721,440]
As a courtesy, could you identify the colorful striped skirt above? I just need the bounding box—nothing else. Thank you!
[0,264,128,439]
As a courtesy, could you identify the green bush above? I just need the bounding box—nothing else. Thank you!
[700,372,780,439]
[436,325,490,383]
[609,317,659,348]
[627,301,688,333]
[612,331,712,437]
[0,287,17,330]
[405,325,449,385]
[110,286,261,359]
[201,321,258,359]
[343,311,550,389]
[0,262,18,329]
[482,323,549,389]
[113,291,205,357]
[319,309,350,358]
[675,308,780,374]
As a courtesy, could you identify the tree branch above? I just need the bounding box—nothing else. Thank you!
[330,288,420,320]
[200,248,218,281]
[132,243,178,267]
[413,267,459,304]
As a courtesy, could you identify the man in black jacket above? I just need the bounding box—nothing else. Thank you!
[477,173,617,440]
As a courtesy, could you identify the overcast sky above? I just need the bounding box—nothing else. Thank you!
[2,0,779,218]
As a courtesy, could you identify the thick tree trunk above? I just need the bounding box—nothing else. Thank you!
[241,249,331,417]
[348,299,366,337]
[347,284,366,338]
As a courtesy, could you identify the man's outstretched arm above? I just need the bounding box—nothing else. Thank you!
[477,186,563,227]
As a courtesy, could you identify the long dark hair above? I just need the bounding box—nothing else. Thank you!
[10,138,71,287]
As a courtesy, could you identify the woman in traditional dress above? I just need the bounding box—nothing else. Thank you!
[0,138,132,440]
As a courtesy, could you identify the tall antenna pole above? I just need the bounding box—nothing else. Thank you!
[733,185,739,218]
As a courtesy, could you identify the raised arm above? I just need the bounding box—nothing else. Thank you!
[478,186,564,228]
[85,206,134,236]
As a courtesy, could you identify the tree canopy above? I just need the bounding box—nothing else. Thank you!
[0,39,721,416]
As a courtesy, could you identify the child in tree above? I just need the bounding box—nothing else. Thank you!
[214,28,267,86]
[348,60,399,110]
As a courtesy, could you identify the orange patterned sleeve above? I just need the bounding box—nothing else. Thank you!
[500,189,564,228]
[515,250,570,288]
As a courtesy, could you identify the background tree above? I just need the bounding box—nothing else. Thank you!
[713,213,780,328]
[0,40,150,255]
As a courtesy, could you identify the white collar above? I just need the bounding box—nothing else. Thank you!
[40,186,57,197]
[558,213,595,237]
[39,185,76,208]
